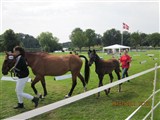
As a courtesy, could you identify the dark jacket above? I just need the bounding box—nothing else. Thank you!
[14,55,29,78]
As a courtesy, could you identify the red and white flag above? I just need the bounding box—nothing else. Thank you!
[123,23,129,30]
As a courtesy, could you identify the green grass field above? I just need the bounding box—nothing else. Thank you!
[0,50,160,120]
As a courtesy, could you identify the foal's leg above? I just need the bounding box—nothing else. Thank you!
[98,74,105,97]
[65,73,77,98]
[78,73,87,92]
[115,70,121,92]
[108,73,114,94]
[40,76,47,98]
[31,75,41,96]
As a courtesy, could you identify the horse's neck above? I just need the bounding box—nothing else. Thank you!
[94,55,102,68]
[25,52,39,67]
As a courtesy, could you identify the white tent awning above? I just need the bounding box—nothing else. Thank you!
[103,44,130,53]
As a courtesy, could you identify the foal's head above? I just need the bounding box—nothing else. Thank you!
[2,52,16,75]
[88,50,100,66]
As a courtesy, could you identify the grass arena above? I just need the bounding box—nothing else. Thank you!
[0,50,160,120]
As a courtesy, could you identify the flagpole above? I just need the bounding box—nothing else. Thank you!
[121,28,123,45]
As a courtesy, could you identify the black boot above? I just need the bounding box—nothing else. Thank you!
[32,97,39,108]
[13,103,24,109]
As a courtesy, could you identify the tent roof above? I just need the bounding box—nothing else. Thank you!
[103,44,130,49]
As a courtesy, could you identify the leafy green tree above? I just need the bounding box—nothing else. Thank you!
[130,32,141,50]
[147,33,160,47]
[122,31,131,46]
[102,29,121,46]
[85,29,96,49]
[17,33,40,48]
[62,42,72,48]
[2,29,20,51]
[70,28,86,52]
[140,33,149,46]
[94,34,102,46]
[37,32,61,52]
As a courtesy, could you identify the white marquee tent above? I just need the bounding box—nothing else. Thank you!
[103,44,130,53]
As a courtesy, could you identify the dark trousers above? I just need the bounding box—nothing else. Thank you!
[122,68,129,79]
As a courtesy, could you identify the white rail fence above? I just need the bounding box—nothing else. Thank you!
[5,64,160,120]
[126,63,160,120]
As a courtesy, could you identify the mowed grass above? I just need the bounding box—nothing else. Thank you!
[0,50,160,120]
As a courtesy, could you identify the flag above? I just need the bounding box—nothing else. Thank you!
[123,23,129,30]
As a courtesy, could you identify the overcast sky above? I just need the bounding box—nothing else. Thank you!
[0,0,159,43]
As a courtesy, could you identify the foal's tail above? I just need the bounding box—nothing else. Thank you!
[79,55,90,84]
[117,61,121,72]
[114,59,121,73]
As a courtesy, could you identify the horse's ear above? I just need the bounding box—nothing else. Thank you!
[88,49,92,54]
[4,51,9,55]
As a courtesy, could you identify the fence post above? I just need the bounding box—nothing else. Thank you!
[151,63,157,120]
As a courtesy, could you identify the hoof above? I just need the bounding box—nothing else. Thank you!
[37,93,45,99]
[96,96,99,99]
[40,95,45,99]
[84,86,87,92]
[106,92,109,96]
[107,89,110,94]
[118,89,121,92]
[64,94,70,98]
[97,93,100,98]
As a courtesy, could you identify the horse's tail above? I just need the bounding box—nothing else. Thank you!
[79,55,90,84]
[113,59,121,73]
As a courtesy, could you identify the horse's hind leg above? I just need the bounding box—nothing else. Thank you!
[40,76,47,98]
[108,73,114,94]
[78,73,87,92]
[65,73,77,98]
[115,70,121,92]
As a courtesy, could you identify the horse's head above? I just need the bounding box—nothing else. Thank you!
[88,49,99,66]
[2,52,16,75]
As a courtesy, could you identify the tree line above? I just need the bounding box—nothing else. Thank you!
[70,28,160,51]
[0,29,62,52]
[0,28,160,52]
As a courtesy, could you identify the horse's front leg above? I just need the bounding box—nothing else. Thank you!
[97,74,104,98]
[31,75,41,97]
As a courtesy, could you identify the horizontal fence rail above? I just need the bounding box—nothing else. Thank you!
[5,65,160,120]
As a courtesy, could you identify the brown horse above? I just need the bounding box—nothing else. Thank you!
[2,52,90,98]
[88,50,121,97]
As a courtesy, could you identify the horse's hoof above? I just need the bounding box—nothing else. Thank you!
[64,95,70,98]
[40,95,45,99]
[96,93,100,98]
[37,93,41,98]
[106,92,109,96]
[118,89,121,92]
[37,93,45,99]
[84,87,87,92]
[107,90,110,94]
